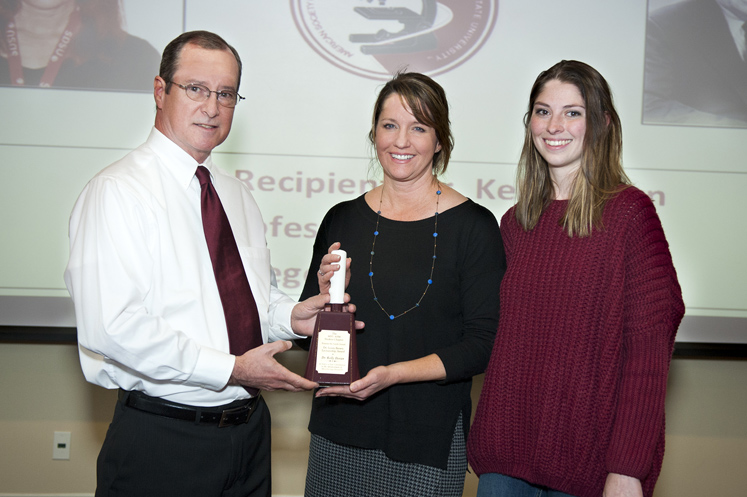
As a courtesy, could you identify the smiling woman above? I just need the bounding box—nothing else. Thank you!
[529,79,587,198]
[467,60,685,497]
[373,93,442,189]
[297,71,506,497]
[515,60,627,238]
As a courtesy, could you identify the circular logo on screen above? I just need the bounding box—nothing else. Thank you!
[290,0,499,80]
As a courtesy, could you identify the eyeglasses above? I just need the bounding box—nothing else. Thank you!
[169,81,245,108]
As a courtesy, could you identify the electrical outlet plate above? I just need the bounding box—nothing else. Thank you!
[53,431,71,460]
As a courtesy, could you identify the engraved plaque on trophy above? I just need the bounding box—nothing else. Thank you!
[304,250,360,385]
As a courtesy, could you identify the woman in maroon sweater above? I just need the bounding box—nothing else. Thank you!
[467,60,685,497]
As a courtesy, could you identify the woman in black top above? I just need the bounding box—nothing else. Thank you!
[300,71,506,497]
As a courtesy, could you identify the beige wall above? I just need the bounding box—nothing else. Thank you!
[0,343,745,497]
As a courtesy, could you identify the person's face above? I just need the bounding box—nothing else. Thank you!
[530,79,587,180]
[374,93,441,184]
[715,0,747,19]
[154,44,239,164]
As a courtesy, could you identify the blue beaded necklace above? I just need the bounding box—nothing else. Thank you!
[368,184,441,320]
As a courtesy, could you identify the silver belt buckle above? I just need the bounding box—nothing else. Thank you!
[218,403,252,428]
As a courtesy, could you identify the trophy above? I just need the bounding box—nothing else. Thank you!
[304,249,360,385]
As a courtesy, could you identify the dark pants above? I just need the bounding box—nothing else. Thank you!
[95,394,271,497]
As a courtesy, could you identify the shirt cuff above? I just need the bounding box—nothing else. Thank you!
[188,346,236,390]
[269,298,305,341]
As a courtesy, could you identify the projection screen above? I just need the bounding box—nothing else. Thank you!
[1,0,745,349]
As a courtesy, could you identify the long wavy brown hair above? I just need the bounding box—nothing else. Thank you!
[515,60,629,237]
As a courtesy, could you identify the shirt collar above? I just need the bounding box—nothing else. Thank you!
[146,127,216,190]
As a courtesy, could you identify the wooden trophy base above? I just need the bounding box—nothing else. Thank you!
[304,304,360,386]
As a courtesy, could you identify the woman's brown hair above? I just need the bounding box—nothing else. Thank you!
[515,60,629,237]
[369,71,453,176]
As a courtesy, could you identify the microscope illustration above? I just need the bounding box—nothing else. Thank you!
[350,0,453,54]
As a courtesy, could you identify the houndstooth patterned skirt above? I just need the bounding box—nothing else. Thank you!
[304,413,466,497]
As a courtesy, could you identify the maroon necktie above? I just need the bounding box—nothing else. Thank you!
[196,166,262,393]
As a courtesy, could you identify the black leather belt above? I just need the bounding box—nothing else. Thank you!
[118,389,261,428]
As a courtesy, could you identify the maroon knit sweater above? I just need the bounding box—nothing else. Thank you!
[467,187,684,497]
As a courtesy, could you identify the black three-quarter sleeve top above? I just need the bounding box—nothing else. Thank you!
[299,194,506,470]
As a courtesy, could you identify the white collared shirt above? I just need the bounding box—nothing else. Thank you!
[64,128,299,406]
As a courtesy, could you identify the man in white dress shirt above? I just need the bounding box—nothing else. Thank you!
[64,30,351,496]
